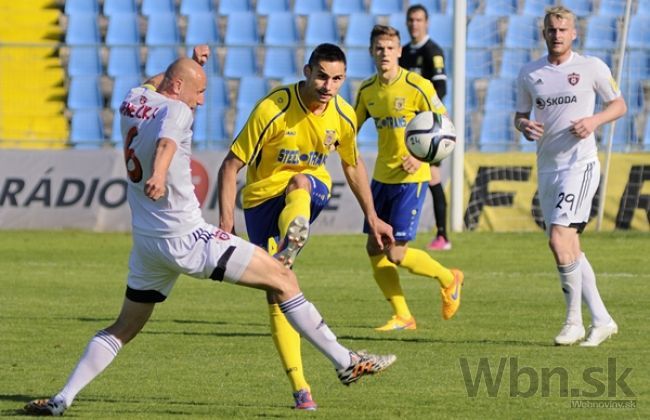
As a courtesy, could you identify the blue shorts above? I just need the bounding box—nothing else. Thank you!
[244,175,330,249]
[363,180,427,242]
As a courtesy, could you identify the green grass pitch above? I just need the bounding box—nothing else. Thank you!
[1,230,648,418]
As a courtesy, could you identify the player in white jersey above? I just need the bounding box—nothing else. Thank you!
[24,52,395,416]
[514,6,626,347]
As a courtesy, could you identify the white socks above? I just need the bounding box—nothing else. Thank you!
[279,293,351,369]
[580,253,612,327]
[54,330,122,408]
[557,260,582,325]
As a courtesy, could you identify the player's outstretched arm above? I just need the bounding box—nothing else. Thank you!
[341,158,394,249]
[144,138,177,201]
[217,151,246,233]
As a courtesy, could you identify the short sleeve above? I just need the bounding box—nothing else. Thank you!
[592,57,621,103]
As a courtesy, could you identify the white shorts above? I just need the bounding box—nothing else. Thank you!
[127,223,256,302]
[538,159,600,234]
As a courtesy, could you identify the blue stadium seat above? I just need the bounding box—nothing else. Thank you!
[519,133,536,152]
[293,0,327,15]
[180,0,213,16]
[483,0,518,16]
[224,12,259,46]
[111,111,123,142]
[388,13,408,41]
[65,0,99,15]
[467,15,500,48]
[484,78,516,110]
[406,0,442,14]
[68,76,103,110]
[107,46,142,77]
[620,79,644,113]
[305,13,338,46]
[263,47,297,79]
[234,105,255,137]
[145,13,180,45]
[141,0,175,16]
[520,0,554,16]
[598,0,626,16]
[236,76,267,110]
[332,0,365,16]
[499,49,531,78]
[68,47,102,76]
[369,0,403,16]
[601,116,638,151]
[223,46,258,78]
[110,75,141,109]
[638,0,650,16]
[185,46,220,75]
[479,111,515,152]
[427,14,453,48]
[65,14,100,46]
[193,107,227,144]
[145,47,178,77]
[103,0,137,16]
[622,50,650,81]
[446,0,479,16]
[562,0,593,17]
[465,50,493,78]
[265,12,298,46]
[106,13,140,46]
[584,16,617,49]
[345,13,376,47]
[218,0,252,16]
[281,75,301,85]
[346,48,374,79]
[338,82,352,104]
[445,77,478,113]
[185,13,220,45]
[205,76,229,110]
[71,110,105,147]
[627,15,650,49]
[504,15,540,49]
[256,0,289,15]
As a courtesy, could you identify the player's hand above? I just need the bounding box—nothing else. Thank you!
[570,117,597,139]
[144,175,166,201]
[192,45,210,66]
[519,119,544,141]
[368,217,394,251]
[401,155,422,174]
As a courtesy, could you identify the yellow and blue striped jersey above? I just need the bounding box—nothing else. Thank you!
[231,82,358,209]
[355,68,446,184]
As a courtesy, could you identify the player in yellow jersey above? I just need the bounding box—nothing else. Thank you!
[354,25,464,332]
[218,43,394,411]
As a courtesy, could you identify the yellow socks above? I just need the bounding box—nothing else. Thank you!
[269,304,309,392]
[279,189,311,238]
[399,248,454,288]
[369,254,412,319]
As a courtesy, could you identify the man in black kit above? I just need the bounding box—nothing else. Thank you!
[399,3,451,251]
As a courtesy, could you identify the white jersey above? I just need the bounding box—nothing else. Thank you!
[119,86,203,237]
[516,52,621,172]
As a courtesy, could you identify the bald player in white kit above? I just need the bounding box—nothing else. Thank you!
[24,52,395,416]
[514,6,626,347]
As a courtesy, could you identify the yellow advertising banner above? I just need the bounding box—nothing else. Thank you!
[462,152,650,232]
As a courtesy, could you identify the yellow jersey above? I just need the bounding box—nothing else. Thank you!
[355,68,446,184]
[231,82,359,209]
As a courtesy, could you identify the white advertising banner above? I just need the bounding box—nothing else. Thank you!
[0,150,439,234]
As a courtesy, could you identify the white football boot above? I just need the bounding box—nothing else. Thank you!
[554,323,585,346]
[580,319,618,347]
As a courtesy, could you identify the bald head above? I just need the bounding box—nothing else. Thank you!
[159,57,207,110]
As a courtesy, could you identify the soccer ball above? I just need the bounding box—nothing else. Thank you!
[404,111,456,163]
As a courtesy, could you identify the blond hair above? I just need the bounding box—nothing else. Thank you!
[544,5,576,28]
[370,25,400,46]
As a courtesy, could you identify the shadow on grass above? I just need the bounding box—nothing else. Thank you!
[337,334,551,347]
